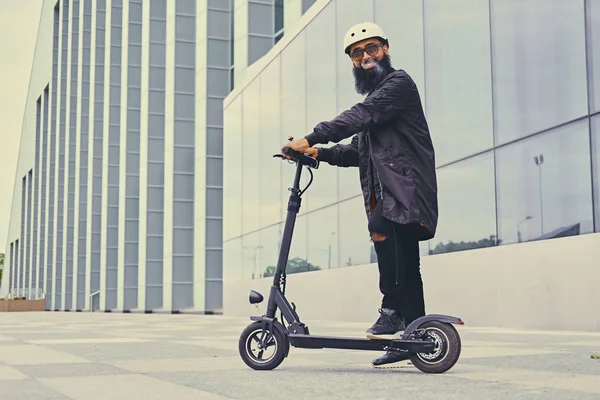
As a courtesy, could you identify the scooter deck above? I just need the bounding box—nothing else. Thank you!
[288,333,435,353]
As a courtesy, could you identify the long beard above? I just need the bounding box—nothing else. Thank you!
[352,54,394,95]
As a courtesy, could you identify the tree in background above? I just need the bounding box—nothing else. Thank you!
[263,257,321,278]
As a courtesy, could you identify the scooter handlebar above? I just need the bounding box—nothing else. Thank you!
[273,146,319,169]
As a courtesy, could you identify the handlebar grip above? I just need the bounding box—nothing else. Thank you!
[280,146,319,169]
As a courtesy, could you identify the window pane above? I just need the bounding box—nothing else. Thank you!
[223,96,243,240]
[587,0,600,113]
[259,57,282,228]
[428,152,497,255]
[307,205,338,271]
[592,115,600,231]
[281,30,307,220]
[304,3,338,210]
[248,2,273,36]
[242,79,260,234]
[248,36,273,65]
[223,238,242,282]
[242,231,260,281]
[423,0,493,164]
[258,223,283,279]
[374,0,425,105]
[496,119,593,245]
[490,0,588,144]
[338,196,372,267]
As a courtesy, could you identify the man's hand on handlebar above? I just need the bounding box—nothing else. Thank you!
[281,137,310,159]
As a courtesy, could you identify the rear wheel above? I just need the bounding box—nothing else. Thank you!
[238,321,288,370]
[409,321,461,374]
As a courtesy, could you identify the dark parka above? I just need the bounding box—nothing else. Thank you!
[305,69,438,241]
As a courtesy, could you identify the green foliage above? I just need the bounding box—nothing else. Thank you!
[0,252,4,267]
[429,235,499,255]
[263,257,321,278]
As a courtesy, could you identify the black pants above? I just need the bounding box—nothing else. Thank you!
[369,203,425,325]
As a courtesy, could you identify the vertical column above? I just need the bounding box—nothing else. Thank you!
[75,0,92,310]
[104,0,123,311]
[55,0,71,310]
[283,0,301,34]
[170,0,196,311]
[26,170,33,298]
[100,0,112,311]
[15,240,20,297]
[71,0,84,310]
[39,86,50,296]
[194,1,208,312]
[203,1,234,312]
[46,3,61,310]
[233,0,248,85]
[64,0,80,310]
[137,0,150,310]
[145,0,167,311]
[19,176,26,297]
[9,243,14,295]
[32,96,42,298]
[117,0,129,310]
[121,0,143,311]
[162,0,175,312]
[87,0,104,312]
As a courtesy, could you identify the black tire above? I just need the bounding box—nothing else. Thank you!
[409,321,461,374]
[238,321,288,370]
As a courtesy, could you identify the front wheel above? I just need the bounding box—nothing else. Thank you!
[409,321,461,374]
[238,321,288,370]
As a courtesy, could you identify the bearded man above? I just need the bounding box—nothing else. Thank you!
[282,22,439,368]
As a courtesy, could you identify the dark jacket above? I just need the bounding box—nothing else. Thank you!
[305,69,438,241]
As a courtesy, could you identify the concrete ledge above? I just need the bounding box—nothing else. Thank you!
[0,299,46,312]
[224,232,600,332]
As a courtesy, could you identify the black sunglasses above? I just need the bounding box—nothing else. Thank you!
[350,43,385,61]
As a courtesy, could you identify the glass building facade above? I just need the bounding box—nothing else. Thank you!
[1,0,293,312]
[222,0,600,283]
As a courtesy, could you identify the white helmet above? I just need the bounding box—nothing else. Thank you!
[343,22,388,55]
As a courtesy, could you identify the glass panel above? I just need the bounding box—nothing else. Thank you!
[223,96,243,240]
[591,115,600,231]
[496,119,593,245]
[259,57,282,228]
[274,0,284,34]
[587,0,600,113]
[490,0,588,144]
[241,231,260,281]
[242,80,260,234]
[248,2,273,36]
[286,213,307,274]
[304,3,338,211]
[258,223,283,279]
[423,0,493,164]
[281,30,307,220]
[223,238,242,282]
[307,205,338,272]
[374,0,425,104]
[248,36,274,65]
[428,152,497,255]
[338,196,372,267]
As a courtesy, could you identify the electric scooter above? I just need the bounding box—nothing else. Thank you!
[238,139,464,373]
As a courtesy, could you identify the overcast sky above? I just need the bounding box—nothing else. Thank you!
[0,0,43,250]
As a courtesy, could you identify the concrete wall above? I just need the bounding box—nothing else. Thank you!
[224,232,600,332]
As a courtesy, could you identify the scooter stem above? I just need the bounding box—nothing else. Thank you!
[266,161,304,318]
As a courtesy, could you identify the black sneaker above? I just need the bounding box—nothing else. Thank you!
[372,351,410,368]
[365,308,406,340]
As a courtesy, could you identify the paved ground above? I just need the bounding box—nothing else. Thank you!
[0,312,599,399]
